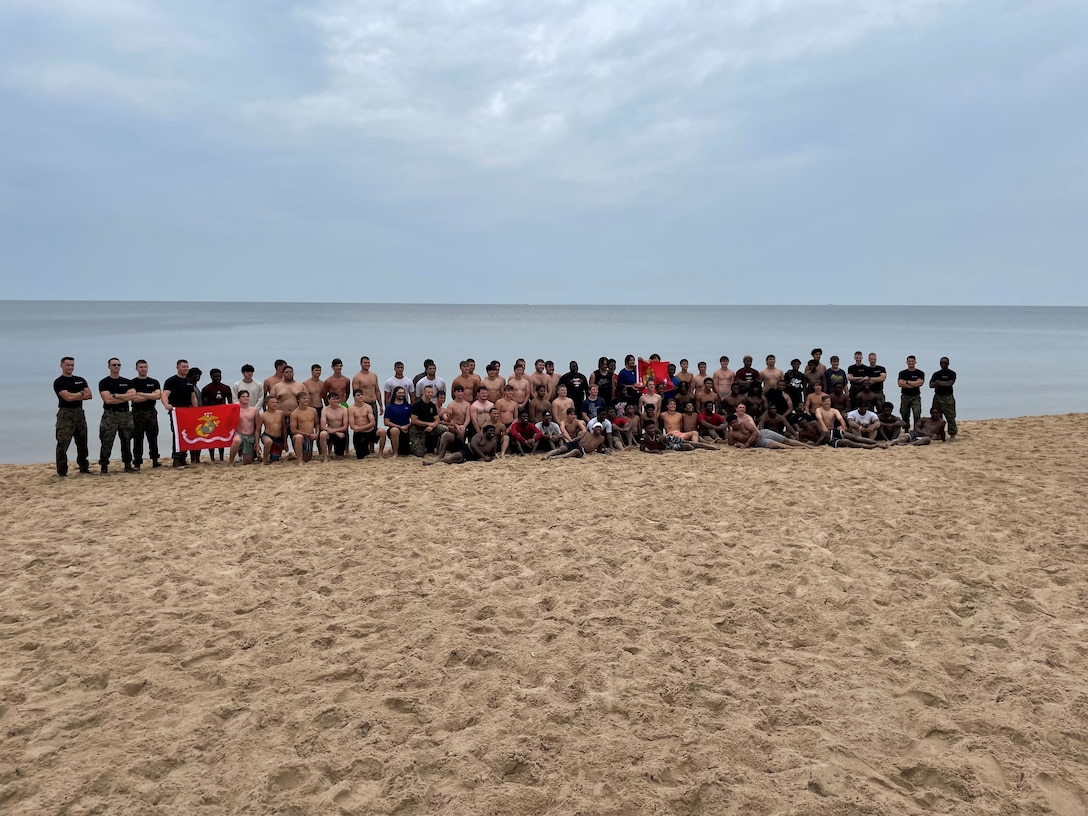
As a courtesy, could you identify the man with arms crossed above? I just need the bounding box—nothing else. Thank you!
[98,357,137,474]
[131,359,162,470]
[898,355,925,432]
[929,357,958,440]
[54,356,93,477]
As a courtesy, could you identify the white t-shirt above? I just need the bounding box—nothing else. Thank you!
[384,376,413,400]
[587,417,613,434]
[536,420,561,436]
[847,409,879,429]
[415,376,447,399]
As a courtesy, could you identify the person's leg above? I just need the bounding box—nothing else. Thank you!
[55,410,74,476]
[120,415,135,470]
[938,395,957,437]
[132,412,146,468]
[409,426,427,457]
[388,427,402,458]
[99,414,119,473]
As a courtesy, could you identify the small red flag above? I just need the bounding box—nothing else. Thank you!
[637,358,671,392]
[173,404,240,451]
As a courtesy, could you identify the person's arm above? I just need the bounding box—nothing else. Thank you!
[160,385,173,411]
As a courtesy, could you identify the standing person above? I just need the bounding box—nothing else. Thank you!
[898,355,926,432]
[847,351,868,408]
[713,356,734,400]
[98,358,136,475]
[186,367,204,464]
[616,355,639,406]
[161,360,199,469]
[323,359,351,408]
[507,362,533,409]
[929,357,958,440]
[384,361,414,407]
[228,390,260,465]
[201,368,233,462]
[131,359,162,471]
[782,359,806,410]
[233,364,264,410]
[590,357,615,406]
[760,355,784,392]
[351,356,384,418]
[262,360,287,404]
[303,364,326,417]
[867,353,887,406]
[558,361,588,409]
[54,356,92,477]
[413,359,446,400]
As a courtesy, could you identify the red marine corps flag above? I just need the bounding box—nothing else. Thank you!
[173,404,240,451]
[637,358,671,392]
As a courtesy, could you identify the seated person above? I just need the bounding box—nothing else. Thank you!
[510,411,544,454]
[425,424,499,465]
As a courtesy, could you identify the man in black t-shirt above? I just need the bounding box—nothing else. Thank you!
[558,361,588,409]
[53,356,93,477]
[98,357,136,474]
[897,355,925,432]
[131,359,162,470]
[847,351,868,408]
[408,385,448,457]
[782,359,806,411]
[929,357,958,439]
[161,359,199,468]
[867,352,887,405]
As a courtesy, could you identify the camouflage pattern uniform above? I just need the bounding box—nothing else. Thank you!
[56,408,90,476]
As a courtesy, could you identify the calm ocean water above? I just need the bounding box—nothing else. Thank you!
[2,301,1085,465]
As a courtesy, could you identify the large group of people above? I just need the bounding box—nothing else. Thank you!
[52,349,958,475]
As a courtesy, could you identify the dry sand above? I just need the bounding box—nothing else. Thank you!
[2,414,1088,815]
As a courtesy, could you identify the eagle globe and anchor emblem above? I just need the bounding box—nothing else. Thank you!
[195,412,221,438]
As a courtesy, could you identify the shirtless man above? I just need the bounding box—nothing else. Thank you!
[660,399,700,442]
[760,355,784,392]
[759,404,797,439]
[816,394,882,448]
[384,361,414,407]
[495,384,519,427]
[676,359,694,391]
[726,404,760,448]
[528,385,552,424]
[875,402,931,446]
[324,359,351,408]
[693,378,719,413]
[352,356,383,419]
[228,390,260,465]
[544,423,609,459]
[810,348,827,379]
[918,407,948,442]
[829,383,851,414]
[638,381,662,419]
[480,361,506,403]
[722,382,745,416]
[713,356,734,400]
[303,364,326,415]
[618,404,641,447]
[507,363,532,409]
[270,366,306,422]
[290,392,325,463]
[442,385,472,440]
[256,395,287,464]
[529,359,551,401]
[261,359,287,405]
[321,391,350,458]
[559,406,585,443]
[470,386,495,435]
[483,407,511,457]
[804,381,827,414]
[550,384,575,426]
[544,361,561,401]
[803,359,824,397]
[451,361,477,401]
[348,390,383,458]
[425,424,499,465]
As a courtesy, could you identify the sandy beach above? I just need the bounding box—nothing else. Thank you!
[2,413,1087,815]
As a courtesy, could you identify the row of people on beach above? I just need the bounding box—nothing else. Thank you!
[51,350,958,474]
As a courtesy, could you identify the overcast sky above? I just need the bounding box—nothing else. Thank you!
[1,0,1085,305]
